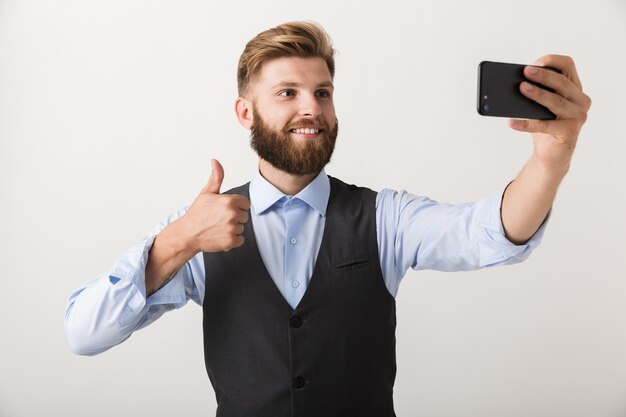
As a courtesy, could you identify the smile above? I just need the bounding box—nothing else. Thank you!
[289,128,321,134]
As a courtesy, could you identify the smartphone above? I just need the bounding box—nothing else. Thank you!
[477,61,559,120]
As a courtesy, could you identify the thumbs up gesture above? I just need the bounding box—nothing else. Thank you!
[144,159,250,296]
[181,159,251,253]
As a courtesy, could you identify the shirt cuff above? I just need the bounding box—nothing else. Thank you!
[477,182,549,268]
[108,216,190,327]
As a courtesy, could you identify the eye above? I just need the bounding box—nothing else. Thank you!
[278,90,296,97]
[316,89,331,98]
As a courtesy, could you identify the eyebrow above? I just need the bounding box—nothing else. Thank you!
[271,81,334,89]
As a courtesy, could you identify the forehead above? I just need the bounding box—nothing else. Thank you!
[253,56,333,91]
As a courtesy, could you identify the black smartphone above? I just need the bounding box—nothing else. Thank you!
[477,61,559,120]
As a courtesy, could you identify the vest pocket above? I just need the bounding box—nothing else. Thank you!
[333,257,371,271]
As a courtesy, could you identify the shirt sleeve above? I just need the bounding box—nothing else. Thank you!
[376,183,548,297]
[64,206,206,356]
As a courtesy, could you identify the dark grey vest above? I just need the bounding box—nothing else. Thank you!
[203,176,397,417]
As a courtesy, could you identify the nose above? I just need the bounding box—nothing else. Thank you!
[299,93,322,118]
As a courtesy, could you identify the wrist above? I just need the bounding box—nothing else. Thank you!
[529,151,570,185]
[145,222,193,297]
[165,217,199,260]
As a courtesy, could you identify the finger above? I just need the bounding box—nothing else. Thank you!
[233,195,251,211]
[524,66,589,109]
[203,159,224,194]
[226,222,245,235]
[534,54,582,91]
[232,235,245,248]
[236,209,249,224]
[518,81,582,119]
[508,118,572,136]
[224,235,245,251]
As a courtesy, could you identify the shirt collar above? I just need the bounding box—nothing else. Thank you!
[250,169,330,217]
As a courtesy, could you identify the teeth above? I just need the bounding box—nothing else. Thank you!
[291,128,320,134]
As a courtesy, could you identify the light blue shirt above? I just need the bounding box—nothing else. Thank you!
[64,170,546,355]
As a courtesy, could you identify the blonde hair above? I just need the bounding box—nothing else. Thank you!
[237,21,335,96]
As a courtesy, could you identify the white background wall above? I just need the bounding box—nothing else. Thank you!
[1,0,625,416]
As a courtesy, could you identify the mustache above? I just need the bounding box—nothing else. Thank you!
[285,118,331,131]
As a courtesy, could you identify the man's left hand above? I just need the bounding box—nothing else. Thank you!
[508,54,592,175]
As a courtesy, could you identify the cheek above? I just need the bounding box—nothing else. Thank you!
[325,111,337,128]
[265,106,297,128]
[269,115,292,131]
[323,103,336,123]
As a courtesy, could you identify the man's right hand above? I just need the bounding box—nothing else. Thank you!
[180,159,251,253]
[145,159,250,296]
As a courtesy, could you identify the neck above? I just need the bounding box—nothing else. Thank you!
[258,159,319,195]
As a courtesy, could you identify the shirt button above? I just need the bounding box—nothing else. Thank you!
[290,237,297,245]
[292,376,306,389]
[289,316,302,328]
[291,281,299,288]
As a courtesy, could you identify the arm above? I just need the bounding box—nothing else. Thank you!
[64,210,198,356]
[64,159,250,355]
[376,185,548,297]
[501,55,591,244]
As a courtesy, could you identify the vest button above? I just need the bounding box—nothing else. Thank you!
[289,316,302,328]
[292,376,306,389]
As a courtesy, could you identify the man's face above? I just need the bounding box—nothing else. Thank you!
[246,57,338,176]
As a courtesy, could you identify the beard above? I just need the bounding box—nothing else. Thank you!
[250,108,338,176]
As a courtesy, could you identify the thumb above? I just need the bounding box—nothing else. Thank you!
[203,159,224,194]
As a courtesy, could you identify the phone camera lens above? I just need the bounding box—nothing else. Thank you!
[482,103,490,113]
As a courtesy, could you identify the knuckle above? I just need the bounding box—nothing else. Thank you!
[557,74,568,90]
[239,196,251,210]
[228,223,244,235]
[225,196,239,208]
[544,54,558,65]
[215,196,228,208]
[226,211,238,222]
[554,94,565,108]
[552,54,571,66]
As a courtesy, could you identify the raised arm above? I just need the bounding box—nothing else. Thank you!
[501,55,591,244]
[65,159,249,355]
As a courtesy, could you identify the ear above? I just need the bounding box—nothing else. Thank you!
[235,97,254,130]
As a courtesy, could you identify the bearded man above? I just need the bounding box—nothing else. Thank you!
[65,21,591,417]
